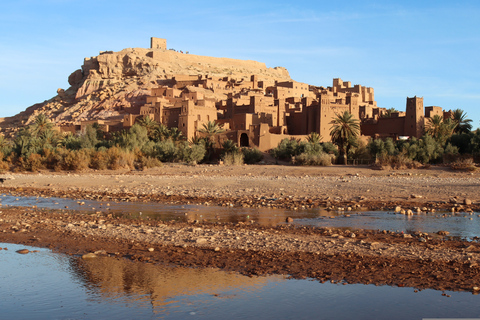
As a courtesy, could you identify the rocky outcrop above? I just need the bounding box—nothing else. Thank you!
[0,47,292,135]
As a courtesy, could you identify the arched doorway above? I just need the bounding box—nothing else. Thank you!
[240,133,249,147]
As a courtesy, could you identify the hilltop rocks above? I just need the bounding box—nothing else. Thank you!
[68,69,84,86]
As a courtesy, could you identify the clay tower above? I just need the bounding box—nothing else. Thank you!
[404,96,424,138]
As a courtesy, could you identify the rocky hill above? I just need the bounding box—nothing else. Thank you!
[0,47,291,135]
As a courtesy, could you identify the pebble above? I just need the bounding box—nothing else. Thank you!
[148,248,154,252]
[82,253,97,259]
[16,249,29,254]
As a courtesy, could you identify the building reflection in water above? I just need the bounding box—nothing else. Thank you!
[70,255,283,312]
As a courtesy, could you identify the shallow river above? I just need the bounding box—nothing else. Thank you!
[1,193,479,239]
[2,242,480,320]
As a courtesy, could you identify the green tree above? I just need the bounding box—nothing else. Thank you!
[425,115,443,138]
[329,111,360,164]
[198,121,225,161]
[31,114,54,136]
[137,116,159,140]
[306,132,322,144]
[451,109,473,134]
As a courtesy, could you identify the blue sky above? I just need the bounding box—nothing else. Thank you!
[1,0,479,129]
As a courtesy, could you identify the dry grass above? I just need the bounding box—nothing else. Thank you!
[223,152,244,166]
[450,158,476,171]
[372,154,422,170]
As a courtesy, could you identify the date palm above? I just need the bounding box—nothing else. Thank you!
[425,115,443,138]
[198,121,225,161]
[451,109,472,134]
[137,116,158,140]
[31,113,54,136]
[330,111,360,164]
[307,132,322,144]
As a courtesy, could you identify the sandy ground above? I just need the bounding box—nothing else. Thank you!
[1,164,480,292]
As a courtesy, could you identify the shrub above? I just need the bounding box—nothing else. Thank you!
[222,139,239,154]
[135,155,162,170]
[63,149,90,171]
[450,157,476,171]
[293,152,332,166]
[443,143,460,163]
[27,153,45,171]
[43,147,66,171]
[367,138,396,159]
[372,153,421,169]
[0,152,8,172]
[271,138,304,161]
[223,152,244,166]
[242,148,263,164]
[153,139,177,162]
[321,142,338,156]
[90,149,109,170]
[107,147,134,170]
[177,141,206,164]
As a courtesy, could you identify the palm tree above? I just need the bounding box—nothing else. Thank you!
[198,121,225,161]
[137,116,158,140]
[329,111,360,164]
[166,127,184,142]
[425,115,443,138]
[199,121,225,138]
[307,132,322,144]
[0,135,12,157]
[451,109,472,134]
[426,115,456,143]
[152,124,170,142]
[380,108,399,118]
[31,113,54,136]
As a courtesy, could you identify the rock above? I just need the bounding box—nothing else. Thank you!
[196,238,207,244]
[437,230,450,236]
[286,217,294,223]
[403,234,413,238]
[148,248,155,252]
[214,247,220,252]
[464,199,472,205]
[82,253,97,259]
[394,206,402,213]
[68,69,84,86]
[16,249,29,254]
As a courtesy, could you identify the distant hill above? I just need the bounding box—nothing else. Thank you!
[0,46,291,135]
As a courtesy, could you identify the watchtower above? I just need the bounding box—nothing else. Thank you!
[150,37,167,50]
[404,96,424,138]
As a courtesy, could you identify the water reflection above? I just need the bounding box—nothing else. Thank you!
[71,255,279,312]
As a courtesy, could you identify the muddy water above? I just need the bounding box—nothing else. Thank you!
[2,242,480,319]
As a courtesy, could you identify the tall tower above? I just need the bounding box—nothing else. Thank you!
[404,96,424,138]
[150,37,167,50]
